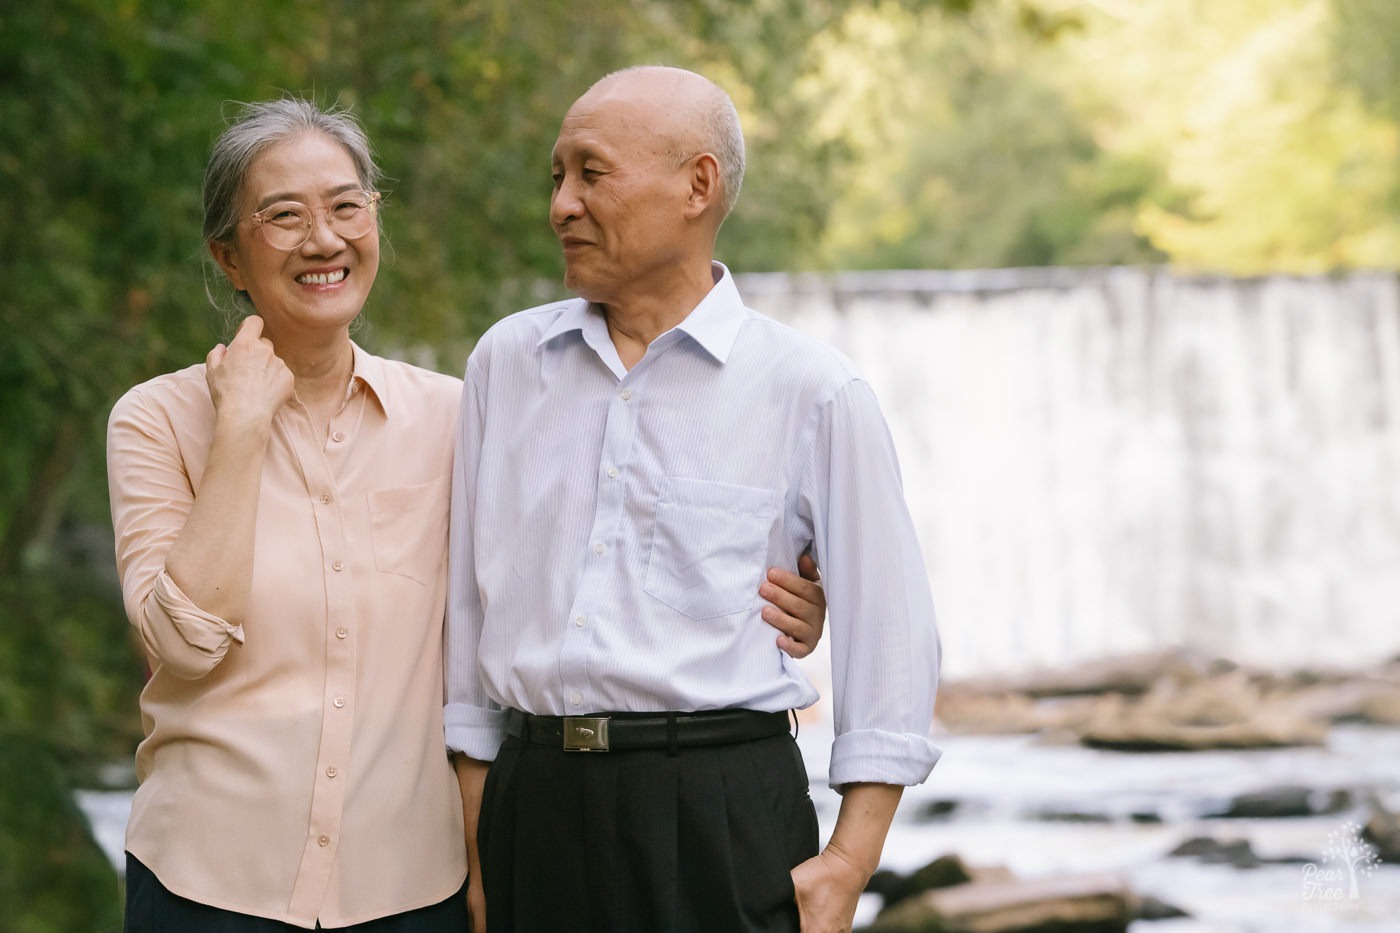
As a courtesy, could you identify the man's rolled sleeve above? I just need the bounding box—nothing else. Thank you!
[807,376,942,790]
[444,357,503,761]
[443,703,508,760]
[828,728,942,788]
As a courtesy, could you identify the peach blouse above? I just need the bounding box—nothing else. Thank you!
[107,343,466,928]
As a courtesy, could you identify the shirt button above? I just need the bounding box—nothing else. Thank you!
[326,766,338,778]
[335,627,349,639]
[332,560,344,572]
[333,696,346,709]
[606,467,619,479]
[574,615,586,628]
[331,431,345,443]
[620,389,633,401]
[570,693,583,706]
[593,543,605,555]
[319,493,332,504]
[318,835,331,847]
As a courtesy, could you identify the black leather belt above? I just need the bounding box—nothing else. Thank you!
[505,708,791,753]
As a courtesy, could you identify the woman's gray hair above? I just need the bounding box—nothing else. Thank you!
[201,98,381,317]
[203,98,381,245]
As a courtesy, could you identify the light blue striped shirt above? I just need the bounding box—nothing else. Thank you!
[445,265,941,787]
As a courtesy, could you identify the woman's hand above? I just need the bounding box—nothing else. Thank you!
[205,315,294,428]
[761,553,826,659]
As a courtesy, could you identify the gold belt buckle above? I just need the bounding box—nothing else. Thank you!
[562,716,610,752]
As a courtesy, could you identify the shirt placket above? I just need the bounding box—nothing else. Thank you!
[560,378,639,713]
[285,405,359,922]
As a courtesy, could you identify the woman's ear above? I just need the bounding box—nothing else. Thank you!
[208,238,248,292]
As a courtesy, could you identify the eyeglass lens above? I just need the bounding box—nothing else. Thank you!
[257,193,377,249]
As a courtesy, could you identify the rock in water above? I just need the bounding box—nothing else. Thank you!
[863,872,1132,933]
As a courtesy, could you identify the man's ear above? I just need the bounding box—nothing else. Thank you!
[682,152,722,220]
[209,238,248,292]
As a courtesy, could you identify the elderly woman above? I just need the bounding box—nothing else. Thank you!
[107,98,827,931]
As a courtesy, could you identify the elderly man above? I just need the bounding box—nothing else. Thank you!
[446,66,941,933]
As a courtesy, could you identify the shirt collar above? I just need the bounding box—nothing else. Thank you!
[674,262,746,364]
[348,341,390,413]
[535,262,747,365]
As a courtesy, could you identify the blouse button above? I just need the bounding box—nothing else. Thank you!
[331,431,345,443]
[332,560,344,572]
[318,835,331,847]
[319,493,332,505]
[336,627,349,639]
[333,696,346,709]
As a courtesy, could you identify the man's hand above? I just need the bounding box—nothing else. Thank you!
[791,845,870,933]
[761,553,825,659]
[791,783,902,932]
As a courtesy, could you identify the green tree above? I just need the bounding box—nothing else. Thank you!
[1065,0,1400,273]
[803,1,1166,270]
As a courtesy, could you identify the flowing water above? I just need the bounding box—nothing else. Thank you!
[79,724,1400,931]
[741,267,1400,678]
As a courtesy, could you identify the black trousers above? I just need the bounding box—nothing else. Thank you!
[124,853,468,932]
[479,730,820,933]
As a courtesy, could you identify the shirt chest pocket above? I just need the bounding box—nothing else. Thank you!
[368,478,450,586]
[644,477,778,620]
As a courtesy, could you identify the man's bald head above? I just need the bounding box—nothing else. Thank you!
[573,66,746,219]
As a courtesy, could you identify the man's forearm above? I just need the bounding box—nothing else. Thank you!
[826,782,903,875]
[453,754,491,930]
[791,782,904,932]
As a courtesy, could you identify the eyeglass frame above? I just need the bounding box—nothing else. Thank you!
[245,190,383,251]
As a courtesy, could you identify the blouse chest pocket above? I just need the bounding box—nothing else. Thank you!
[644,477,778,620]
[368,478,450,586]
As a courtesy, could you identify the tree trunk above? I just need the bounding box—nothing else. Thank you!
[0,413,84,580]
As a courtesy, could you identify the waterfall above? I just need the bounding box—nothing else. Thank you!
[738,267,1400,679]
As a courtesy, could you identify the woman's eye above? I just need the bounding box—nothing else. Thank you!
[270,207,305,225]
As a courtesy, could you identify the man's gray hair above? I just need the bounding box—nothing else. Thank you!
[699,86,746,218]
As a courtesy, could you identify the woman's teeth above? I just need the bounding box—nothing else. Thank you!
[297,269,347,285]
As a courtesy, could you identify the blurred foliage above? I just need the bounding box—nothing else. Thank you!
[0,734,122,931]
[803,2,1170,269]
[3,0,1400,911]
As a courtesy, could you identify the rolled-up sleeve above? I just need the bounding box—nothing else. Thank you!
[443,353,507,759]
[107,385,241,680]
[803,378,942,788]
